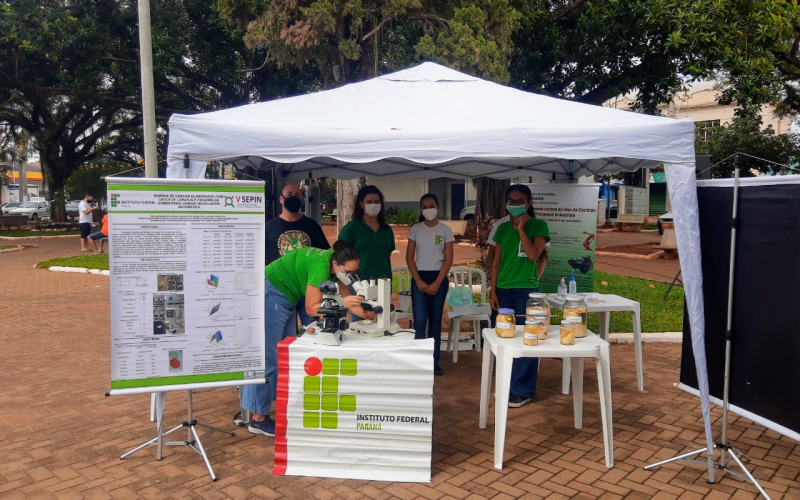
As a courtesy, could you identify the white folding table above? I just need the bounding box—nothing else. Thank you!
[479,326,614,470]
[547,293,644,391]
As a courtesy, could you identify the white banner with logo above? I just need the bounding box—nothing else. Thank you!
[274,335,434,482]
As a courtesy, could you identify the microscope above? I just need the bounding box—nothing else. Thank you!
[311,281,349,346]
[349,277,401,337]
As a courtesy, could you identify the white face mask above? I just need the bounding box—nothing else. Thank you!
[422,208,438,221]
[364,203,381,217]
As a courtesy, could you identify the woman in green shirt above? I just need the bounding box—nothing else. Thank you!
[490,184,551,409]
[338,185,396,281]
[242,240,375,438]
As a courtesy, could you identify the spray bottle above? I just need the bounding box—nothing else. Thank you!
[558,277,568,299]
[569,270,577,295]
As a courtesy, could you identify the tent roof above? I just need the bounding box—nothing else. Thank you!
[166,63,695,180]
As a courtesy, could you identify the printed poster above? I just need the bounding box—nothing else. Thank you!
[107,179,266,392]
[525,183,600,294]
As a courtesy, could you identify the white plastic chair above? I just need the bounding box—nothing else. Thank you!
[392,266,414,325]
[446,266,491,362]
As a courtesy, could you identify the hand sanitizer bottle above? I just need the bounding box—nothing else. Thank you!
[558,278,568,299]
[569,270,577,295]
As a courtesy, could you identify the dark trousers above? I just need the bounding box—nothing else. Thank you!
[496,287,540,398]
[411,270,448,368]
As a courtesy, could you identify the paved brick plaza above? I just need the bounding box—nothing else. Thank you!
[1,238,798,499]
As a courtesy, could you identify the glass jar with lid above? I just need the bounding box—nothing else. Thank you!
[526,293,550,329]
[523,311,547,345]
[559,319,576,345]
[563,295,588,338]
[495,308,516,338]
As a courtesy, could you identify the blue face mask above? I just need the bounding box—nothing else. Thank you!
[507,205,527,217]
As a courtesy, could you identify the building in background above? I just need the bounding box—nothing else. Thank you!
[366,177,476,220]
[1,161,47,204]
[605,81,791,133]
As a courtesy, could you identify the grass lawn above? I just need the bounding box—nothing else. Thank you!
[37,253,109,270]
[394,268,684,334]
[37,259,683,333]
[0,245,17,250]
[0,230,80,237]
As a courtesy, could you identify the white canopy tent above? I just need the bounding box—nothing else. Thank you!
[166,62,714,473]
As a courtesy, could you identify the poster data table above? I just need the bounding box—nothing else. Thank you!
[108,179,266,395]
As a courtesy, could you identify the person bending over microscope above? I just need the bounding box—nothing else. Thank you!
[242,240,376,438]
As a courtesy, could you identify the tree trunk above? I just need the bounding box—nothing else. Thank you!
[473,176,510,235]
[40,155,69,223]
[336,178,366,233]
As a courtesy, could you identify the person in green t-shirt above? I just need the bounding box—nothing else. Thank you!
[490,184,551,409]
[338,185,395,281]
[242,240,375,438]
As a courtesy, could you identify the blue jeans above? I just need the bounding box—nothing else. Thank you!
[411,270,448,368]
[296,297,317,328]
[241,278,297,416]
[496,287,540,399]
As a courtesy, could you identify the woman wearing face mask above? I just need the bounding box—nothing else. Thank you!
[490,184,550,409]
[242,240,376,438]
[406,193,454,375]
[338,185,395,283]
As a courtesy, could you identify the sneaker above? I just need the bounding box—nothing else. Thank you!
[434,365,444,376]
[248,416,275,437]
[508,395,532,408]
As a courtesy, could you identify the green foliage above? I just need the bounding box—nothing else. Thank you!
[66,163,137,201]
[0,245,17,250]
[643,0,800,115]
[695,116,800,176]
[0,0,314,221]
[385,207,418,225]
[37,253,109,270]
[0,230,80,237]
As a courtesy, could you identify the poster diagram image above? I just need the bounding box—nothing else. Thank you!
[569,255,594,274]
[209,301,222,317]
[168,350,183,372]
[234,327,253,346]
[209,330,224,344]
[206,274,220,289]
[233,298,252,318]
[154,294,185,334]
[157,274,184,291]
[235,272,260,291]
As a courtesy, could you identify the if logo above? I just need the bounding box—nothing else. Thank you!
[110,193,119,207]
[302,357,357,429]
[435,235,443,244]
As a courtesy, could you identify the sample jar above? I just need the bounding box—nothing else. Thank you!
[526,293,551,328]
[524,311,547,345]
[559,320,575,345]
[522,319,539,346]
[495,308,516,338]
[564,295,588,338]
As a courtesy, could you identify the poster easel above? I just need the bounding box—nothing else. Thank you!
[105,178,267,481]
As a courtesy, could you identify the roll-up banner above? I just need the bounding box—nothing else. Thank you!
[679,176,800,440]
[525,183,600,293]
[107,178,267,395]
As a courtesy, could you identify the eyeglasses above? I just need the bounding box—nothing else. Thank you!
[506,199,527,206]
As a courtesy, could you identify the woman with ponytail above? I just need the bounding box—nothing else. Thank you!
[405,193,454,375]
[242,240,375,438]
[489,184,550,408]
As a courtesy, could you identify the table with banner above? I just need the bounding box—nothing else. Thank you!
[273,332,435,482]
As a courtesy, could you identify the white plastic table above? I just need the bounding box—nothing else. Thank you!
[547,293,644,391]
[479,326,614,470]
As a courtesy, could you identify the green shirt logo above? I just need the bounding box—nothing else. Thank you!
[302,357,357,429]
